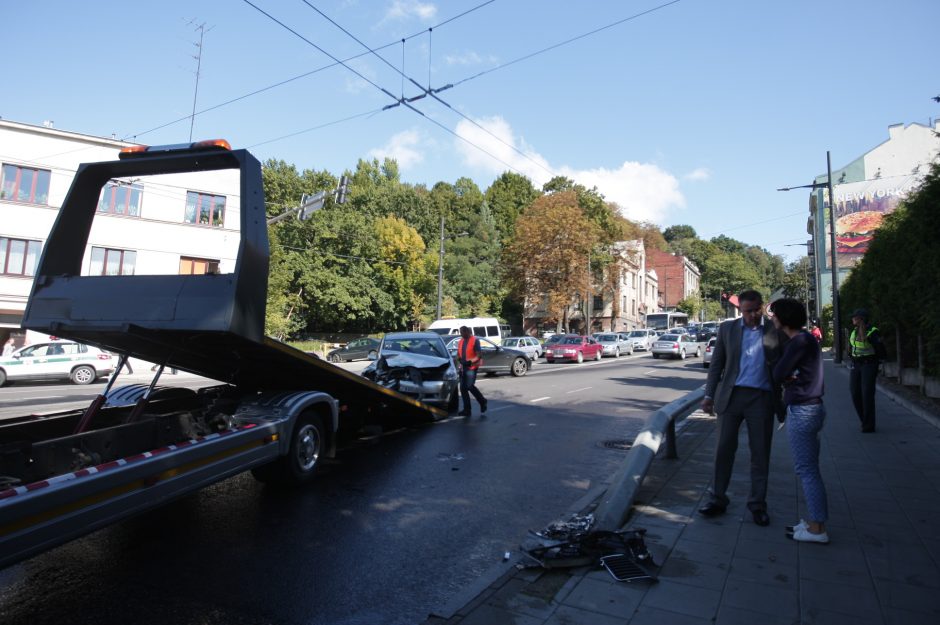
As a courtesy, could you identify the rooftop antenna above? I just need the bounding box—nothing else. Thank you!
[187,20,214,141]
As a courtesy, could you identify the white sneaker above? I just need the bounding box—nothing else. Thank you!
[791,526,829,544]
[785,519,808,534]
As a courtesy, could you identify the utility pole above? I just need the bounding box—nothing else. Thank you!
[188,21,213,142]
[826,151,843,364]
[436,216,445,320]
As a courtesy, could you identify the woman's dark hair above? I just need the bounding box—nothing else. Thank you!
[769,298,807,330]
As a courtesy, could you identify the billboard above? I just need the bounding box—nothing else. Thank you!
[822,175,919,269]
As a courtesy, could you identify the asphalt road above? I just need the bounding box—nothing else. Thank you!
[0,351,707,625]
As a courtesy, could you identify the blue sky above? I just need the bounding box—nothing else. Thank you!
[4,0,937,263]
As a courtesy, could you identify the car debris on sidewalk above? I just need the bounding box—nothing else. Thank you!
[519,512,657,582]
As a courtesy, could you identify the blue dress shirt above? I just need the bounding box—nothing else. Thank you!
[734,318,771,391]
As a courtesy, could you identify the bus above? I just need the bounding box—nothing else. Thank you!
[645,311,689,332]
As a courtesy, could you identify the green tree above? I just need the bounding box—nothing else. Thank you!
[485,171,541,244]
[676,296,701,320]
[663,224,697,242]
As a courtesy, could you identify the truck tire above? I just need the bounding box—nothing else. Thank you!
[252,411,328,485]
[70,365,96,385]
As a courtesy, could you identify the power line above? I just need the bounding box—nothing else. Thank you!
[124,2,495,141]
[243,0,530,178]
[449,0,684,88]
[298,0,557,178]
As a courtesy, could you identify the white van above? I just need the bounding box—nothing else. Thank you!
[427,317,511,345]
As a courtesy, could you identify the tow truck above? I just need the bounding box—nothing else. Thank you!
[0,140,443,569]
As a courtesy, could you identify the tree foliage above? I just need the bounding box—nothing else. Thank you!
[504,191,600,328]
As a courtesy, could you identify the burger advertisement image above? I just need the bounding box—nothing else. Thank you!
[835,210,883,255]
[823,175,918,269]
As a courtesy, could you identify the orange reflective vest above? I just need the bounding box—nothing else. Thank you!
[457,336,482,370]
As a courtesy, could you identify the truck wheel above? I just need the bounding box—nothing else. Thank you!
[510,357,528,377]
[70,365,96,385]
[252,411,327,485]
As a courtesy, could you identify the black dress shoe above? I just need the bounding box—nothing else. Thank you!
[698,502,726,517]
[752,510,770,526]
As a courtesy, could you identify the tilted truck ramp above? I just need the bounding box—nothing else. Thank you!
[20,141,442,423]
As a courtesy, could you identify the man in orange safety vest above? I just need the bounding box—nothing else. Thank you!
[457,326,487,417]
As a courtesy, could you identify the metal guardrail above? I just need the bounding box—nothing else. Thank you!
[593,386,706,531]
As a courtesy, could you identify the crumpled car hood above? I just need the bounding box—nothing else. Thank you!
[378,352,451,370]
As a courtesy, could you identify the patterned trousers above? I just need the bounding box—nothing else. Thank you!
[786,402,828,523]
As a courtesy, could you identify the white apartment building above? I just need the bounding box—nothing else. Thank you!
[0,119,241,346]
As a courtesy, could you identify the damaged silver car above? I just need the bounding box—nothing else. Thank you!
[361,332,459,412]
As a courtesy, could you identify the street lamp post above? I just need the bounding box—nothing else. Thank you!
[777,150,843,364]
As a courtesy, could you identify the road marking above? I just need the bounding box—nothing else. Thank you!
[566,387,592,394]
[530,396,550,403]
[644,370,657,375]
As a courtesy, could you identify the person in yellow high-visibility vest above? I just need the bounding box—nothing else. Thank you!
[849,308,886,433]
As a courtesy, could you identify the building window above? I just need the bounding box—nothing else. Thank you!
[1,164,51,205]
[184,191,225,227]
[179,256,220,275]
[0,237,42,276]
[90,246,136,275]
[593,295,603,311]
[97,181,142,216]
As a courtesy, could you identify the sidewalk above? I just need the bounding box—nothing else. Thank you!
[422,358,940,624]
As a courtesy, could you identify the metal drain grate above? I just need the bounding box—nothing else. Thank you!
[600,554,655,582]
[600,439,632,451]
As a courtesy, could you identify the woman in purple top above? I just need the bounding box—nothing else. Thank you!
[769,298,829,544]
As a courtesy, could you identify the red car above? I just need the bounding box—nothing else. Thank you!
[545,334,603,363]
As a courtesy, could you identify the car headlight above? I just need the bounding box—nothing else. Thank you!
[444,369,458,381]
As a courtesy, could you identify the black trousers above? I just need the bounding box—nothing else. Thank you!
[709,386,774,512]
[850,361,879,431]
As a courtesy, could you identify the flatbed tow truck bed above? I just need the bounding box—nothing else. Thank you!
[0,140,441,569]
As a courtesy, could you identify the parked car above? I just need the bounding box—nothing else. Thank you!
[651,333,702,360]
[545,335,603,363]
[625,328,657,351]
[361,332,458,411]
[501,336,543,360]
[446,336,532,377]
[594,333,633,358]
[702,337,717,368]
[0,339,114,386]
[542,333,566,352]
[326,337,381,363]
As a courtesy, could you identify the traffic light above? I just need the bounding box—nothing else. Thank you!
[334,175,349,204]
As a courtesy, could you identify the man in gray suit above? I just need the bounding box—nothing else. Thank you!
[699,290,785,526]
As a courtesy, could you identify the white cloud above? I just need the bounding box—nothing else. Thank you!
[453,116,685,224]
[384,1,437,22]
[368,129,425,169]
[444,50,498,66]
[343,58,378,95]
[684,167,711,182]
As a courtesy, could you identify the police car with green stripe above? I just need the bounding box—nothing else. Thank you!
[0,340,114,386]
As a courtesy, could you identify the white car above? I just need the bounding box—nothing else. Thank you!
[625,329,657,351]
[501,336,543,361]
[0,340,115,386]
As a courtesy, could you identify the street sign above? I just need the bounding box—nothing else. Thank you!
[300,191,326,220]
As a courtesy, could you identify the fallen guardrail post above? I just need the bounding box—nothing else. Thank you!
[593,386,705,531]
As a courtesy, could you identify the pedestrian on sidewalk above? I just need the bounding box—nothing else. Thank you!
[810,324,822,342]
[770,298,830,544]
[456,326,487,417]
[699,290,786,526]
[849,308,886,433]
[121,356,134,374]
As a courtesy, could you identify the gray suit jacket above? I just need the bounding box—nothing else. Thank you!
[705,317,786,418]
